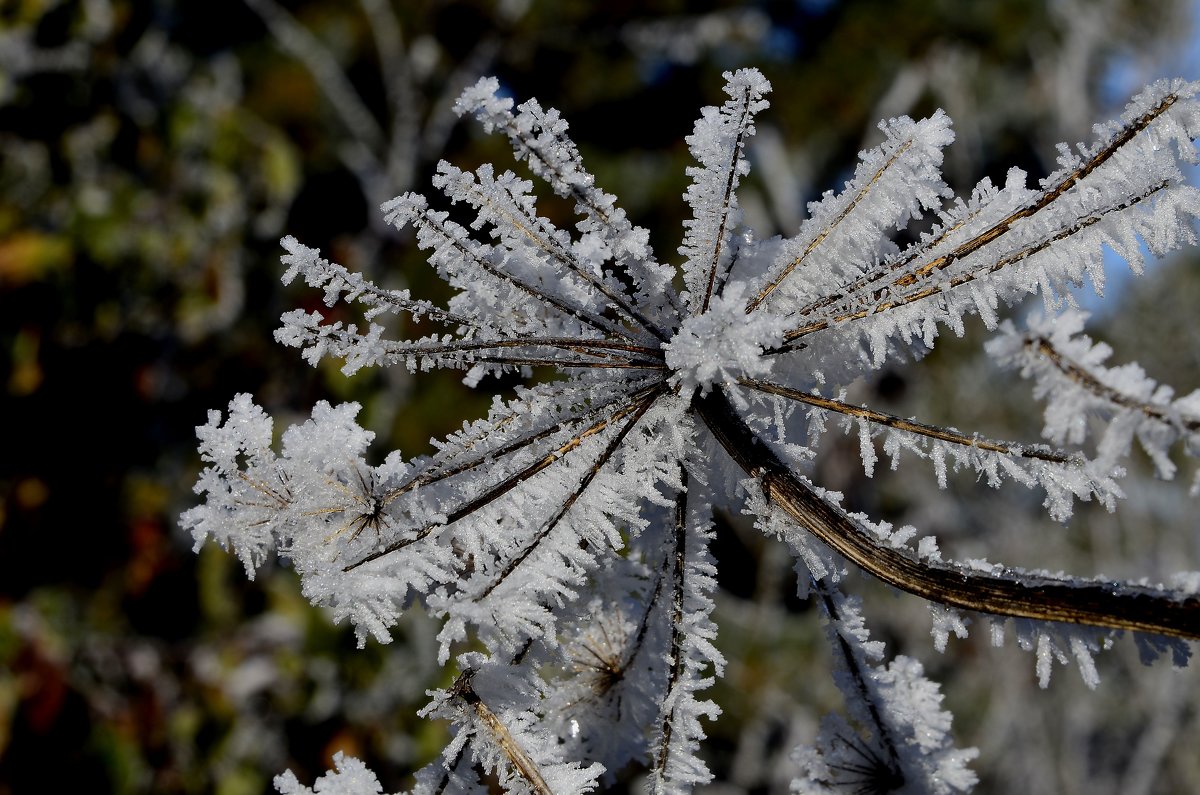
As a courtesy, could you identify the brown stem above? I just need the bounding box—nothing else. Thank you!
[450,671,554,795]
[344,389,664,570]
[651,472,691,786]
[1030,336,1200,434]
[885,94,1177,291]
[787,200,993,321]
[699,84,755,315]
[696,388,1200,640]
[781,179,1167,344]
[736,377,1070,463]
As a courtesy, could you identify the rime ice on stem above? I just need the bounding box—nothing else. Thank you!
[184,69,1200,793]
[989,308,1200,494]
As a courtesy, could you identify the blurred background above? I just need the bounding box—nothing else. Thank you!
[1,0,1198,792]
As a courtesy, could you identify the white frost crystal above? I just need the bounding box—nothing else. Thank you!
[663,281,787,395]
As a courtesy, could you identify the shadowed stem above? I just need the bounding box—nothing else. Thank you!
[651,472,691,789]
[814,579,905,791]
[429,742,468,795]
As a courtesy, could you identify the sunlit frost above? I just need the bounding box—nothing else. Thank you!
[663,281,788,396]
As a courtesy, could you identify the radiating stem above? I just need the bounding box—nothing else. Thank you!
[472,393,658,601]
[410,206,637,340]
[814,579,905,790]
[344,386,666,570]
[737,377,1071,463]
[449,671,554,795]
[781,180,1167,344]
[699,83,756,315]
[651,473,690,791]
[383,383,662,505]
[747,139,916,312]
[697,387,1200,639]
[468,180,670,340]
[1028,336,1200,433]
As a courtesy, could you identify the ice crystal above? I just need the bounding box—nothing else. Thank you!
[663,280,788,395]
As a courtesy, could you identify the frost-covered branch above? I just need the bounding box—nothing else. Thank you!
[649,472,723,793]
[446,671,556,795]
[747,111,955,313]
[344,388,665,573]
[763,79,1200,371]
[434,162,668,339]
[454,77,680,317]
[679,68,771,314]
[419,664,604,795]
[780,178,1172,345]
[469,394,657,602]
[737,376,1072,463]
[697,387,1200,639]
[280,235,472,326]
[276,310,664,375]
[793,585,978,794]
[384,192,636,341]
[990,309,1200,492]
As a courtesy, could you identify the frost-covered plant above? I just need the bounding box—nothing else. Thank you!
[183,69,1200,793]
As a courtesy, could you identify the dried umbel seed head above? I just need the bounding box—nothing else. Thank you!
[188,69,1200,793]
